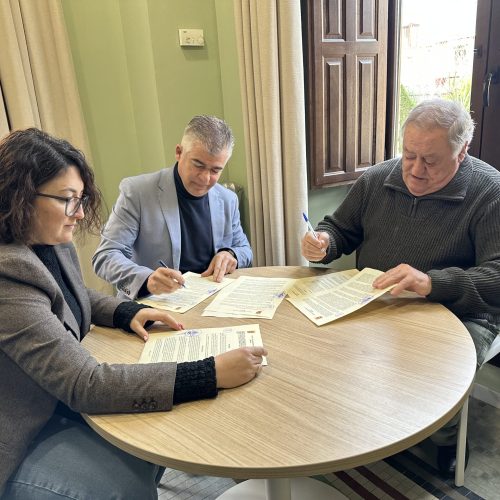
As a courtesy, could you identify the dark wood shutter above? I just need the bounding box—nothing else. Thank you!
[469,0,500,169]
[305,0,389,188]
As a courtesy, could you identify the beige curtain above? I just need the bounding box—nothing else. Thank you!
[0,83,9,137]
[0,0,110,292]
[234,0,308,267]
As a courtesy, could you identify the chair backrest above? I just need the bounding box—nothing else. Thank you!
[483,335,500,365]
[221,182,244,206]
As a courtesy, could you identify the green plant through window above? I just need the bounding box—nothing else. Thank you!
[395,0,477,154]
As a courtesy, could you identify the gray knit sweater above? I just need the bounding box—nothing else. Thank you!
[316,155,500,323]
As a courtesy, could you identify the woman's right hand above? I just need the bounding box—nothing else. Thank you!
[214,346,267,389]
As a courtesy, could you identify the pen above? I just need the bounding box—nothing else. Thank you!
[158,260,186,288]
[302,212,318,239]
[302,212,326,253]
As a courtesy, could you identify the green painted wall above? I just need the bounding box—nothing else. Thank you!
[62,0,351,270]
[308,186,356,270]
[215,0,249,227]
[63,0,142,212]
[62,0,246,218]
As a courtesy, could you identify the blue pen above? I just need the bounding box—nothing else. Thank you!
[302,212,318,238]
[302,212,326,253]
[158,260,186,288]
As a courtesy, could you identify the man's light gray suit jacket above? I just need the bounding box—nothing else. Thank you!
[0,243,177,491]
[92,166,252,299]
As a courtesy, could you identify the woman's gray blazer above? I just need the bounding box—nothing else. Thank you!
[0,243,177,490]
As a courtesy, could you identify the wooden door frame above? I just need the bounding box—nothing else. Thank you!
[469,0,500,169]
[469,0,491,157]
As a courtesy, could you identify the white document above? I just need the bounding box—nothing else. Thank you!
[138,272,232,313]
[287,268,395,326]
[202,276,295,319]
[287,269,358,298]
[138,324,267,365]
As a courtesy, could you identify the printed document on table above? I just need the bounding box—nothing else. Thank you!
[138,324,267,365]
[287,269,358,298]
[202,276,295,319]
[138,272,232,313]
[287,268,395,326]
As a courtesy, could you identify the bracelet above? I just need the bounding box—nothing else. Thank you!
[218,247,237,260]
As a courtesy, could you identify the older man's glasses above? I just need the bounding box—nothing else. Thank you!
[35,193,89,216]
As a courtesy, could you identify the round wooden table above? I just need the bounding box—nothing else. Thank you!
[82,266,476,499]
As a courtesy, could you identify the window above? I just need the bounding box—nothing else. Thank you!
[303,0,485,187]
[395,0,477,153]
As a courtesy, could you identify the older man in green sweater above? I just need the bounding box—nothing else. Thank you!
[302,98,500,478]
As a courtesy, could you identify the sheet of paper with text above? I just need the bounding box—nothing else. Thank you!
[138,272,232,313]
[287,268,395,326]
[287,268,358,298]
[202,276,295,319]
[139,324,267,365]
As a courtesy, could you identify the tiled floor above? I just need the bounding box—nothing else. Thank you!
[473,363,500,409]
[465,394,500,498]
[157,470,236,499]
[157,364,500,500]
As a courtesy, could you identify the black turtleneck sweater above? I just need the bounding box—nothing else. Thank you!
[33,245,83,331]
[173,164,214,274]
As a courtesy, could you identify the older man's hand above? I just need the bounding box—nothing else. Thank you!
[372,263,432,297]
[301,231,328,261]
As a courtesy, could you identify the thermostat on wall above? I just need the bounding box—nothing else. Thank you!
[178,29,205,47]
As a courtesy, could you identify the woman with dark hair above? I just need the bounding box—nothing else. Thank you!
[0,128,266,499]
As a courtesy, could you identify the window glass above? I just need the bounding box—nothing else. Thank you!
[396,0,478,153]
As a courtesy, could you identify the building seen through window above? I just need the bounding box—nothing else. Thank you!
[397,0,478,152]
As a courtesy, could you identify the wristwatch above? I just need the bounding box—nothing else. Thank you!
[217,247,237,263]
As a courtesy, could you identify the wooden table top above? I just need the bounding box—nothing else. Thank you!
[81,266,477,479]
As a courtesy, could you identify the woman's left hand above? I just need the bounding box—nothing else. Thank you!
[130,308,184,342]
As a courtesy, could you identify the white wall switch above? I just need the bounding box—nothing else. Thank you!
[178,29,205,47]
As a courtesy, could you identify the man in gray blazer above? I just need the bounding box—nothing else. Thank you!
[93,115,252,300]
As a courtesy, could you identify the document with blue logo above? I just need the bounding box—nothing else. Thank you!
[138,324,267,365]
[287,268,395,326]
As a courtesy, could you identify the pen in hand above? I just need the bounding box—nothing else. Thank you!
[302,212,326,253]
[158,260,187,288]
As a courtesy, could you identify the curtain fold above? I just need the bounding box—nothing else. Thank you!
[234,0,308,267]
[0,0,41,130]
[0,0,110,292]
[0,83,9,137]
[0,0,89,150]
